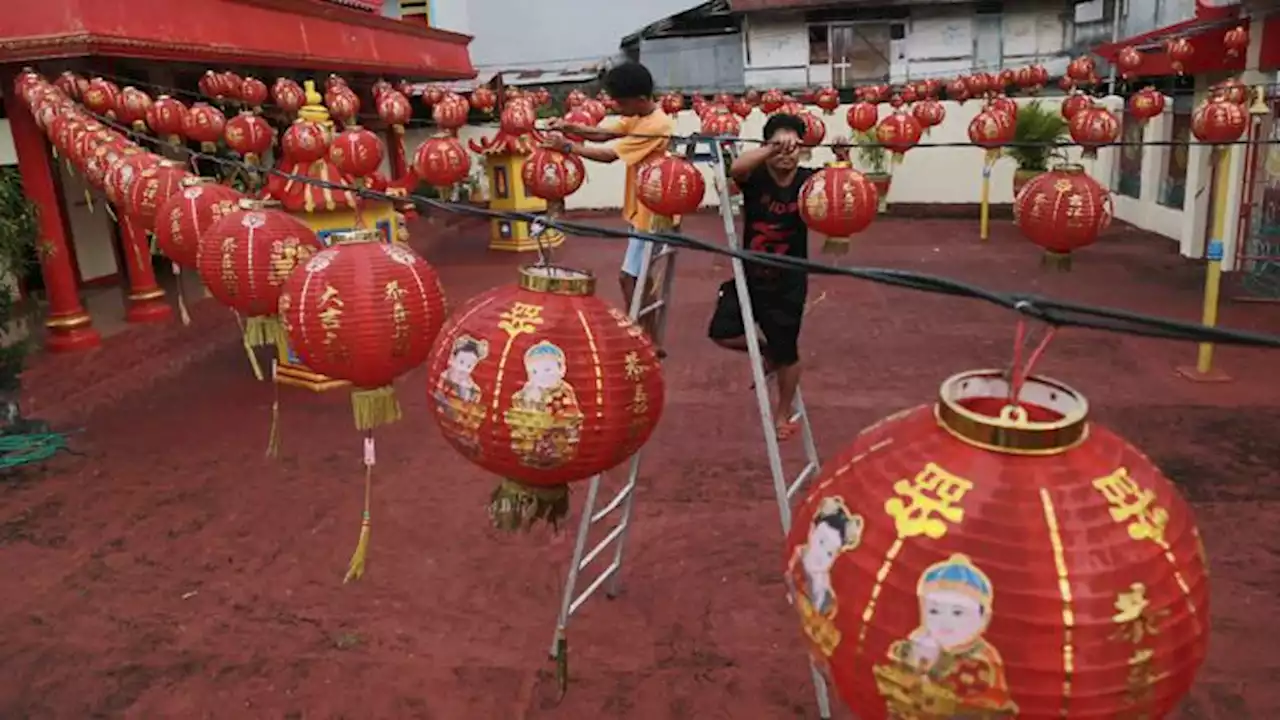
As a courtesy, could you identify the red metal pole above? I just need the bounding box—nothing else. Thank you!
[119,214,172,324]
[2,78,102,352]
[387,127,408,180]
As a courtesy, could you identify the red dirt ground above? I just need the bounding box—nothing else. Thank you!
[3,213,1279,719]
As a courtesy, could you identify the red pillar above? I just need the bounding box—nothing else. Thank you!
[119,215,172,324]
[387,128,408,180]
[2,77,102,352]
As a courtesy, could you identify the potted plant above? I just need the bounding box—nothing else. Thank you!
[854,130,891,213]
[0,167,39,420]
[1007,100,1069,196]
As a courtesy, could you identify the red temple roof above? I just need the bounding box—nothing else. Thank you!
[1092,1,1245,77]
[0,0,474,79]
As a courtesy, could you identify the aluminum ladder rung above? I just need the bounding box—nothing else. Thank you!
[578,520,627,571]
[788,462,820,500]
[569,560,621,615]
[637,298,666,318]
[591,482,635,523]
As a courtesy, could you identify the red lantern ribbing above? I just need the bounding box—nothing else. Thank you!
[185,102,227,152]
[155,177,244,268]
[1069,106,1120,159]
[847,102,879,133]
[126,159,192,224]
[413,135,471,188]
[785,369,1208,720]
[522,148,587,201]
[426,265,665,531]
[1192,97,1248,146]
[637,154,706,230]
[1014,164,1111,270]
[224,112,275,164]
[876,111,923,163]
[799,163,879,255]
[147,96,188,145]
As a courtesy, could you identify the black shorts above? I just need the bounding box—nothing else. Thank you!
[707,280,806,366]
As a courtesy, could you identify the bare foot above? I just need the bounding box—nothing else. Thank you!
[775,419,800,441]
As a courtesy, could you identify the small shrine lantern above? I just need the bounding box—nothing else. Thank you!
[468,101,564,252]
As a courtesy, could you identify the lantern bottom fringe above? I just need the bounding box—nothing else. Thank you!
[173,265,191,326]
[1041,251,1073,272]
[822,237,851,255]
[488,479,570,532]
[243,315,286,350]
[344,463,374,584]
[352,386,402,431]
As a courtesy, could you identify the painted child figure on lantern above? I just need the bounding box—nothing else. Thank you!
[432,335,489,455]
[788,497,864,656]
[504,340,585,468]
[873,554,1017,719]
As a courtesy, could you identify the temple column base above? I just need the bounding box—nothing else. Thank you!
[125,288,173,324]
[44,314,102,353]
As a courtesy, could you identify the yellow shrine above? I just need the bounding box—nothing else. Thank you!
[470,130,565,252]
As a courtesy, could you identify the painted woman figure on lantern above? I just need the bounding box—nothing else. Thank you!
[432,335,490,454]
[789,497,864,656]
[504,341,584,468]
[873,554,1017,719]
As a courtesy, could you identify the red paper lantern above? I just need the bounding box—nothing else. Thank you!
[377,90,413,134]
[661,92,685,115]
[423,85,445,106]
[1212,79,1248,106]
[433,93,470,132]
[761,89,785,114]
[1165,38,1194,75]
[55,71,86,100]
[272,78,306,115]
[1014,66,1037,91]
[185,102,227,152]
[968,108,1016,163]
[1067,55,1096,84]
[946,79,970,104]
[83,135,133,190]
[470,86,497,114]
[425,265,665,530]
[900,85,919,104]
[560,108,598,143]
[876,111,923,161]
[371,79,394,103]
[1061,93,1093,122]
[155,177,244,267]
[701,107,742,137]
[1014,164,1111,268]
[580,98,608,125]
[199,71,229,101]
[1068,105,1120,158]
[988,95,1017,122]
[82,78,120,118]
[281,120,329,163]
[911,100,945,133]
[731,97,753,119]
[815,87,841,115]
[224,111,275,163]
[996,69,1016,90]
[413,135,471,187]
[1192,97,1248,146]
[799,112,827,147]
[785,369,1207,720]
[330,125,384,179]
[638,154,706,219]
[964,73,993,98]
[239,77,269,109]
[115,87,152,131]
[1224,25,1249,58]
[799,163,878,254]
[597,90,617,111]
[221,72,244,101]
[1059,76,1077,93]
[326,88,360,125]
[147,96,188,145]
[1028,65,1049,90]
[744,88,762,106]
[1117,46,1144,80]
[501,99,536,136]
[325,74,347,94]
[1129,88,1166,123]
[532,87,552,108]
[126,159,191,223]
[104,151,160,207]
[565,89,587,108]
[847,102,879,134]
[522,148,587,201]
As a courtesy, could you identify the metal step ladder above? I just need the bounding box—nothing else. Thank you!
[547,140,691,694]
[707,139,833,718]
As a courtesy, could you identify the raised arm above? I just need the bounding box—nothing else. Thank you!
[730,144,777,183]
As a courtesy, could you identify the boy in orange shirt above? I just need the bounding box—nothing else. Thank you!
[544,62,674,346]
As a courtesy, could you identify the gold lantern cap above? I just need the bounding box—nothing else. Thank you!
[179,175,219,188]
[235,197,283,211]
[1053,163,1086,174]
[934,369,1089,455]
[331,229,382,245]
[518,265,596,297]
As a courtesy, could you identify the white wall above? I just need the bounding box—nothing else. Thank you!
[0,120,15,166]
[427,0,470,36]
[57,162,119,282]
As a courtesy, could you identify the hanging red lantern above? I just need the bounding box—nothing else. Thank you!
[155,177,244,268]
[1061,92,1093,122]
[785,368,1208,720]
[799,163,878,255]
[422,85,445,106]
[198,198,324,348]
[281,120,330,163]
[325,74,348,94]
[731,97,753,119]
[1165,38,1194,75]
[964,73,993,98]
[126,159,191,223]
[433,93,470,132]
[1067,55,1096,84]
[55,71,86,100]
[146,96,187,145]
[1128,87,1166,124]
[326,88,360,125]
[1069,105,1120,159]
[221,72,245,102]
[1014,66,1037,91]
[900,86,919,105]
[82,78,120,118]
[533,87,552,108]
[224,111,275,164]
[660,92,685,115]
[911,100,945,134]
[1116,46,1144,80]
[889,94,906,110]
[761,88,785,114]
[988,95,1018,122]
[199,71,228,101]
[637,154,706,220]
[799,112,827,148]
[371,79,394,103]
[469,86,497,114]
[847,102,879,134]
[413,135,471,187]
[1058,76,1077,93]
[1014,164,1111,268]
[578,98,606,125]
[876,111,923,162]
[184,102,227,152]
[104,151,160,208]
[701,106,741,137]
[522,148,586,201]
[83,134,132,190]
[1211,78,1248,106]
[712,92,733,108]
[1028,65,1049,90]
[1223,25,1249,58]
[996,68,1016,91]
[946,79,970,104]
[239,77,269,109]
[814,87,841,115]
[272,78,306,115]
[330,125,385,179]
[745,88,761,106]
[114,87,152,131]
[376,90,413,135]
[597,90,617,112]
[426,265,664,530]
[565,89,587,108]
[968,108,1016,164]
[500,99,537,136]
[1192,97,1248,146]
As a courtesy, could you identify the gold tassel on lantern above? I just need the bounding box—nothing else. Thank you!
[488,478,571,532]
[344,434,375,583]
[172,263,191,326]
[243,315,289,354]
[822,236,851,255]
[1041,251,1073,272]
[351,385,402,431]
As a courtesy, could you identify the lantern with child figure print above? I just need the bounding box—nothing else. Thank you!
[785,368,1208,720]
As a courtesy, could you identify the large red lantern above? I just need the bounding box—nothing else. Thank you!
[155,176,244,268]
[1129,88,1166,124]
[911,100,945,134]
[273,78,306,115]
[224,111,275,164]
[330,125,385,179]
[433,93,470,132]
[104,151,160,207]
[523,148,586,201]
[197,199,324,347]
[785,369,1208,720]
[115,87,152,131]
[1117,46,1144,80]
[1223,25,1249,58]
[847,102,879,134]
[968,109,1016,164]
[470,87,497,114]
[1192,97,1248,145]
[501,99,536,136]
[637,154,706,224]
[413,135,471,187]
[126,160,191,223]
[426,265,665,530]
[147,96,188,145]
[1014,164,1111,269]
[1165,38,1194,75]
[1212,79,1248,106]
[799,163,878,254]
[199,71,230,101]
[82,78,120,118]
[1068,106,1120,159]
[876,111,923,162]
[184,102,227,152]
[701,106,741,136]
[281,120,329,164]
[661,92,684,116]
